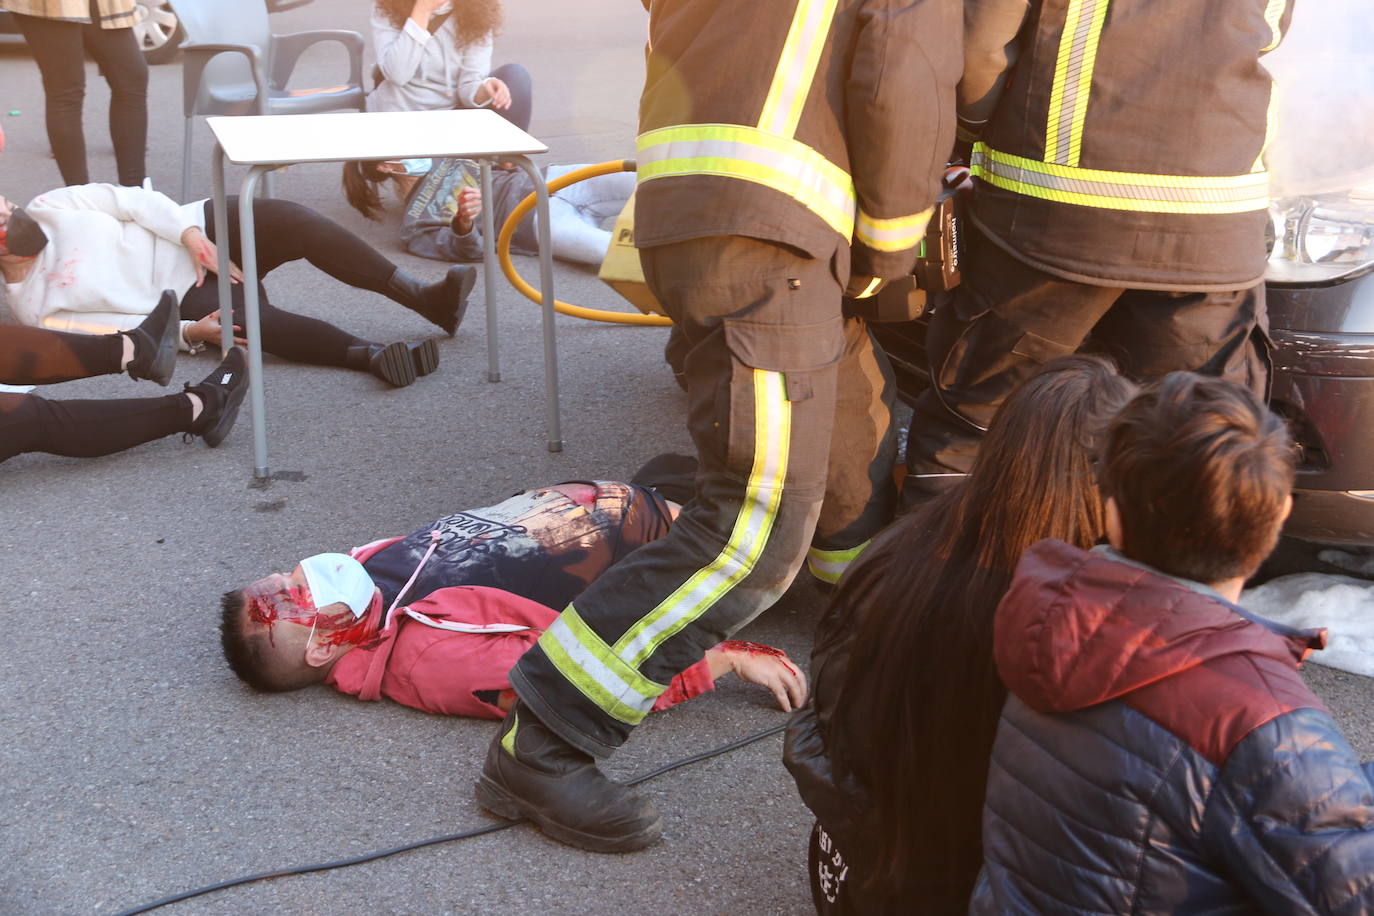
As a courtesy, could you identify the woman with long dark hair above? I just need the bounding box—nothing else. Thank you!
[785,355,1137,913]
[367,0,531,132]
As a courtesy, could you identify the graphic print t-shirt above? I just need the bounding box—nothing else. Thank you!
[361,481,673,613]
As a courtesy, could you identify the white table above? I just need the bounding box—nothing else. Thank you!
[206,109,561,479]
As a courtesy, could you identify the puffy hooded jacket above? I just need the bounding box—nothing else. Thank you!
[971,540,1374,914]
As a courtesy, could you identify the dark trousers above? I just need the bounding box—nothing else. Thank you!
[0,323,190,462]
[510,235,897,756]
[11,3,148,186]
[0,391,191,462]
[904,225,1269,503]
[471,62,533,132]
[184,197,405,367]
[1,323,121,385]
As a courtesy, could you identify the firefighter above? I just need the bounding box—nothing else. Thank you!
[472,0,960,850]
[904,0,1292,504]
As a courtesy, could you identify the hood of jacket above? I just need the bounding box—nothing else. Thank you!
[994,540,1326,715]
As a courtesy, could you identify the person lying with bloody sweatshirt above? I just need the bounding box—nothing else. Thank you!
[218,473,806,717]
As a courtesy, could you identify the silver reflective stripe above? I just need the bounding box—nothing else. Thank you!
[758,0,841,137]
[544,614,658,715]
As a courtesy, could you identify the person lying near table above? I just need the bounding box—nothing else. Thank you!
[343,157,636,266]
[220,476,806,717]
[2,292,248,462]
[0,183,477,389]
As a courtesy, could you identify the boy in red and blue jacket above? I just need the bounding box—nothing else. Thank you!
[972,373,1374,914]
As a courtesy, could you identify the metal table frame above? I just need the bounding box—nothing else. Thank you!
[206,109,562,479]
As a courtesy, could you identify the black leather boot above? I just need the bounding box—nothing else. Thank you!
[409,339,440,378]
[386,265,476,336]
[476,703,663,853]
[345,341,417,388]
[125,290,180,385]
[185,346,248,448]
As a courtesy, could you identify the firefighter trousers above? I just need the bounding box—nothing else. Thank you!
[509,235,897,756]
[904,224,1270,505]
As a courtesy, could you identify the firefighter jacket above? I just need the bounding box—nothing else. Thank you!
[961,0,1294,291]
[634,0,962,281]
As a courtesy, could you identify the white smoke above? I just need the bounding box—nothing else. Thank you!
[1263,0,1374,198]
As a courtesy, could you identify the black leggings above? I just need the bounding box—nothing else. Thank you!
[0,324,189,463]
[11,2,148,186]
[182,197,404,367]
[1,324,122,385]
[474,63,534,132]
[0,391,191,463]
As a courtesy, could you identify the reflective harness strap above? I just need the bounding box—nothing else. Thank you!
[971,143,1271,215]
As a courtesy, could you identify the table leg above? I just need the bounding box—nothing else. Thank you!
[211,142,234,355]
[513,156,562,453]
[480,159,500,383]
[238,166,273,479]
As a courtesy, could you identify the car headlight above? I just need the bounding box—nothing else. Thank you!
[1267,186,1374,284]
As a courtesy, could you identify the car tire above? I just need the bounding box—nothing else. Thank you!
[132,0,183,65]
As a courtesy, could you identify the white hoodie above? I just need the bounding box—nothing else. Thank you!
[5,184,206,348]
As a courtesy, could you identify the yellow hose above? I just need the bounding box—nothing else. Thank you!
[496,159,673,326]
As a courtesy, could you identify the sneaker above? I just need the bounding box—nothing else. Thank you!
[125,290,180,386]
[187,346,248,447]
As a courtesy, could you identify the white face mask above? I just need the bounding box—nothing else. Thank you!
[299,553,375,619]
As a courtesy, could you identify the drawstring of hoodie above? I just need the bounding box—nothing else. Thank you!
[383,529,442,630]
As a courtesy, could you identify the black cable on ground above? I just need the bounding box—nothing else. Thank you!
[112,723,787,916]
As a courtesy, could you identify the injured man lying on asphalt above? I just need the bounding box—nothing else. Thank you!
[218,478,807,718]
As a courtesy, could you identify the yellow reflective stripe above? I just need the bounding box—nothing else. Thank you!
[806,539,871,585]
[1045,0,1110,167]
[758,0,840,137]
[1261,0,1287,52]
[972,143,1270,214]
[500,711,518,756]
[855,207,933,253]
[854,277,883,299]
[615,370,791,669]
[637,123,856,238]
[541,606,666,725]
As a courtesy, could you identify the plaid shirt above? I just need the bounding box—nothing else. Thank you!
[0,0,137,28]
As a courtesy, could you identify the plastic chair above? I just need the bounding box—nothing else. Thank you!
[170,0,365,200]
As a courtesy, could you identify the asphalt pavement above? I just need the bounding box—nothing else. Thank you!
[0,2,1369,914]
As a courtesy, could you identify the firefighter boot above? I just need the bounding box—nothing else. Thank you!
[386,266,476,336]
[475,703,663,852]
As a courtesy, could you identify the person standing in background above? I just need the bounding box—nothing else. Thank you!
[2,0,147,187]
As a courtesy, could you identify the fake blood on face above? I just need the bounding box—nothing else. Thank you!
[243,576,370,648]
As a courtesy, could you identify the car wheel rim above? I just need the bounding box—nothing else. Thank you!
[132,3,178,50]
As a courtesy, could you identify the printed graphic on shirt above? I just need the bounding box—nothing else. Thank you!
[813,824,851,907]
[363,482,672,614]
[404,157,479,226]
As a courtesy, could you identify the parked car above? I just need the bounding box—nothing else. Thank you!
[0,0,311,65]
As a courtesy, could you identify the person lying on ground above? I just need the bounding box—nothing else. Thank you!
[220,478,807,717]
[2,291,248,461]
[971,373,1374,914]
[344,158,635,266]
[0,184,477,389]
[784,356,1137,914]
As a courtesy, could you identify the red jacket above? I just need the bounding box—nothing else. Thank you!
[324,537,715,718]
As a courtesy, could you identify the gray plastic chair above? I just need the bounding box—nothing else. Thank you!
[170,0,365,200]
